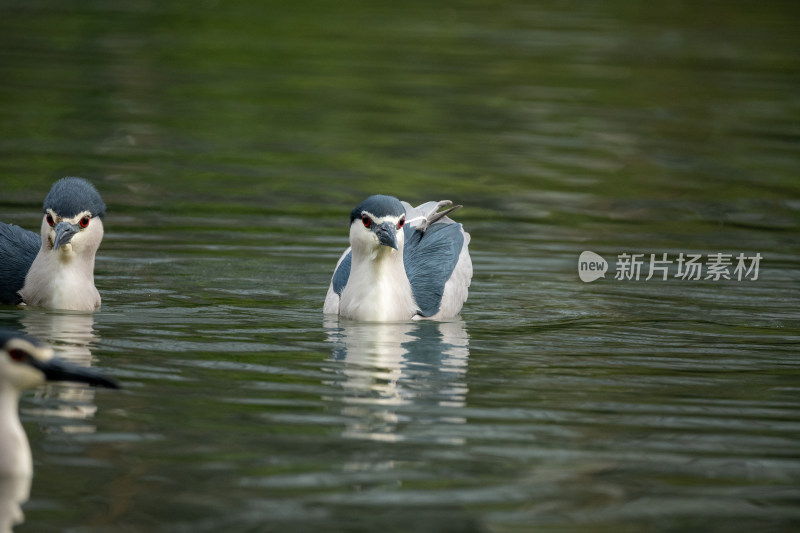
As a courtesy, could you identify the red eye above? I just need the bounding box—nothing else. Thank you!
[361,215,371,228]
[80,216,90,228]
[397,217,405,229]
[46,214,55,227]
[8,349,27,362]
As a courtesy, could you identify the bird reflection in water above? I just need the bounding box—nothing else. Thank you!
[324,318,469,444]
[20,311,105,435]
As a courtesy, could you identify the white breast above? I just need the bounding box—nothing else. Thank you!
[339,249,417,322]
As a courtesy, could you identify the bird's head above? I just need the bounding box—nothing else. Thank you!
[349,195,407,256]
[39,177,106,259]
[0,330,119,393]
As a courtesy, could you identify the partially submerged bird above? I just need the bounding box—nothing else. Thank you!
[0,329,117,530]
[0,329,118,478]
[0,177,106,311]
[324,195,472,321]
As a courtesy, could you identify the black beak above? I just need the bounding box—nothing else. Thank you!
[30,357,119,389]
[374,222,399,250]
[53,221,80,250]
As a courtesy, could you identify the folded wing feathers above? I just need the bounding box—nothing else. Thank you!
[0,223,40,305]
[402,200,463,233]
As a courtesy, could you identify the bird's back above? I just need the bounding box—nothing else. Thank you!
[403,220,466,317]
[401,200,471,318]
[0,223,40,305]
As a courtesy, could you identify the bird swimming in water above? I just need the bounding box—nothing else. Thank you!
[324,195,472,322]
[0,329,117,530]
[0,329,118,477]
[0,177,106,311]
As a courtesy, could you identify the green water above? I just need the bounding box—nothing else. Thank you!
[1,1,799,531]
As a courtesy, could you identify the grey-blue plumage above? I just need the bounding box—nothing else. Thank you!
[331,252,351,297]
[402,221,464,316]
[325,195,472,321]
[44,177,106,219]
[0,224,39,305]
[349,194,404,224]
[0,177,106,310]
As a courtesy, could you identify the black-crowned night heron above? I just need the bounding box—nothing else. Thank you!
[324,195,472,321]
[0,177,106,311]
[0,329,117,530]
[0,329,118,478]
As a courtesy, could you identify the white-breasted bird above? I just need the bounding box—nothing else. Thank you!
[0,177,106,311]
[0,329,117,531]
[0,329,118,479]
[324,195,472,321]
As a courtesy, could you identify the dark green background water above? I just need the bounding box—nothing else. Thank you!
[1,1,799,531]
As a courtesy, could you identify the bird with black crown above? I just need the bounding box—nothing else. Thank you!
[0,177,106,311]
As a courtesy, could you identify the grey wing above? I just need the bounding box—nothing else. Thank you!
[323,248,352,314]
[434,228,472,319]
[0,223,40,305]
[403,215,470,318]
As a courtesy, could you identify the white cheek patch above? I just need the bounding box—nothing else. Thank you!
[5,338,54,363]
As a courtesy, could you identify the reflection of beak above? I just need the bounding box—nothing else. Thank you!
[29,357,119,389]
[53,221,79,250]
[374,222,398,250]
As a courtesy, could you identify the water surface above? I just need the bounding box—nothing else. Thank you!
[0,1,799,532]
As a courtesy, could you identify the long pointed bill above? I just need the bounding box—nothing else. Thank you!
[374,222,398,250]
[53,221,80,250]
[29,357,120,389]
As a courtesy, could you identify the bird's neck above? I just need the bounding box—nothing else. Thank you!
[342,246,417,321]
[0,386,32,479]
